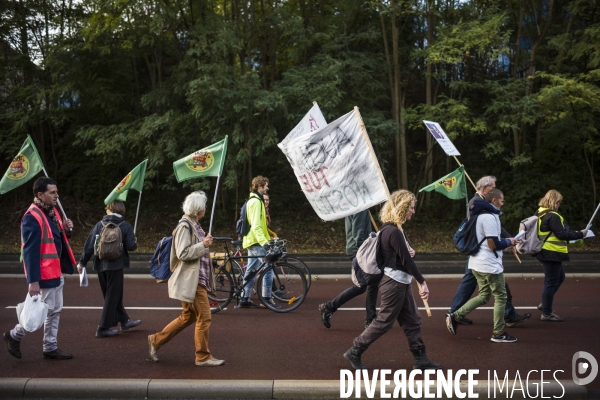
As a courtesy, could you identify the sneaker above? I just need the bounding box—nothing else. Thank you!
[445,313,458,336]
[195,357,225,367]
[3,332,22,359]
[239,300,260,308]
[456,317,473,325]
[42,348,73,359]
[262,297,281,309]
[541,313,564,322]
[490,331,517,343]
[319,303,333,329]
[537,303,542,311]
[273,289,289,297]
[148,335,159,362]
[505,313,531,327]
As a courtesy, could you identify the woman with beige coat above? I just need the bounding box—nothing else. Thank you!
[148,191,224,366]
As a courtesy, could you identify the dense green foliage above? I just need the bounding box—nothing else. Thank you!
[1,0,599,233]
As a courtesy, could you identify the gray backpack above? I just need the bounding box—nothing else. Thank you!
[97,221,124,260]
[516,211,550,255]
[351,225,392,288]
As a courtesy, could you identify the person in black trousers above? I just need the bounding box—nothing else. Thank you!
[78,200,141,337]
[319,209,378,329]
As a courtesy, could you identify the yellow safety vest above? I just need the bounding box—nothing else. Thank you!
[537,207,568,254]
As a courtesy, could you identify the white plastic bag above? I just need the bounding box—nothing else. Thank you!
[16,293,49,332]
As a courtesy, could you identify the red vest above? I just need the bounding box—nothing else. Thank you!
[22,204,76,280]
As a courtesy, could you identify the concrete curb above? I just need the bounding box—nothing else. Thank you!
[0,378,589,399]
[4,273,600,280]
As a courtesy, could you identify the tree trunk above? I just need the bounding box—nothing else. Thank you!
[425,0,434,202]
[512,0,524,78]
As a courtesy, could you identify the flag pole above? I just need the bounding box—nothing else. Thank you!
[354,106,431,316]
[42,167,70,229]
[208,174,221,235]
[133,191,142,235]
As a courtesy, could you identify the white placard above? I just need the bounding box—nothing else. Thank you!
[423,120,461,156]
[278,110,388,221]
[280,103,327,146]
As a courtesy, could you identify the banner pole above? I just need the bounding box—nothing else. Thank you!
[208,174,221,235]
[369,211,379,232]
[353,106,391,199]
[354,107,431,316]
[42,167,70,229]
[452,156,477,192]
[133,191,142,235]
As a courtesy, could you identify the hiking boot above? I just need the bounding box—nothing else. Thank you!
[239,299,260,308]
[148,335,158,362]
[505,313,531,327]
[262,297,281,309]
[445,313,458,335]
[195,357,225,367]
[456,317,473,325]
[121,319,142,331]
[42,348,73,359]
[95,327,119,338]
[410,345,442,370]
[343,347,368,370]
[541,313,564,322]
[319,303,333,329]
[3,332,22,359]
[490,331,517,343]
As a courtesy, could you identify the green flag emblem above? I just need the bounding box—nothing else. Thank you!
[173,136,228,182]
[0,135,45,194]
[419,165,467,200]
[104,159,148,204]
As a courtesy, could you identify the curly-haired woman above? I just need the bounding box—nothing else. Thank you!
[343,190,441,371]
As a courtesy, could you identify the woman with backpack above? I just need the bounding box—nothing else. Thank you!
[536,190,588,322]
[78,200,141,338]
[147,191,224,367]
[343,190,441,371]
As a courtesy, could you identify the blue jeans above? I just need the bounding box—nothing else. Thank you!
[242,244,273,299]
[450,262,517,319]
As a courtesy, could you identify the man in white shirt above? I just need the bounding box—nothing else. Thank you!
[445,189,518,343]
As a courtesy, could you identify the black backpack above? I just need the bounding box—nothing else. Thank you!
[453,212,492,256]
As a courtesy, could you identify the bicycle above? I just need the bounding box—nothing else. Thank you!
[213,238,312,292]
[209,238,308,313]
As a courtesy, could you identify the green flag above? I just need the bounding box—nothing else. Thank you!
[0,135,45,195]
[104,159,148,205]
[419,165,467,200]
[173,136,228,182]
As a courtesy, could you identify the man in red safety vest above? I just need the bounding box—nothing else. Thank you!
[3,177,78,360]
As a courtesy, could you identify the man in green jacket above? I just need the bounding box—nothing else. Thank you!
[240,176,278,308]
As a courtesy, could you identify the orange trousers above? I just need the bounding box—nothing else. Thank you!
[151,285,212,362]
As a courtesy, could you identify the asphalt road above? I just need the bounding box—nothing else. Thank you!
[1,275,599,395]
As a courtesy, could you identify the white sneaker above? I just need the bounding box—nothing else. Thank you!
[148,335,159,362]
[195,357,225,367]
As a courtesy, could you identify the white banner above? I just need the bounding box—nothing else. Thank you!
[280,103,327,146]
[423,120,461,156]
[278,109,389,221]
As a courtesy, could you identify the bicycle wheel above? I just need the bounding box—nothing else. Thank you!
[282,255,311,291]
[257,262,307,313]
[209,264,234,314]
